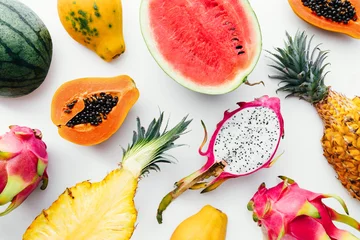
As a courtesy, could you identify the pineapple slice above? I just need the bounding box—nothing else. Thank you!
[24,169,137,240]
[23,113,191,239]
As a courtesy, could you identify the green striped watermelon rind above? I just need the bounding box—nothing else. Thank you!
[0,0,53,97]
[139,0,262,95]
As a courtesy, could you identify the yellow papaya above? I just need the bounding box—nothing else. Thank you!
[170,205,228,240]
[57,0,125,62]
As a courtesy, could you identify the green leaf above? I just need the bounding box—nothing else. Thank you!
[267,31,329,103]
[121,112,192,178]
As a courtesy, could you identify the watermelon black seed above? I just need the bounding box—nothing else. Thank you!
[65,93,118,127]
[302,0,357,24]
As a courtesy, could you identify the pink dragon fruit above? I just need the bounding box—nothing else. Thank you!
[248,176,360,240]
[157,95,285,223]
[0,125,48,216]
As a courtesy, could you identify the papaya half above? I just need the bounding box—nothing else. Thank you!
[51,75,139,146]
[288,0,360,38]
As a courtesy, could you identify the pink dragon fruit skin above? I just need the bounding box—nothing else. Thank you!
[0,125,48,216]
[248,176,360,240]
[157,95,285,223]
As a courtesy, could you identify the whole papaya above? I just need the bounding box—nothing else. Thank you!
[57,0,125,62]
[170,205,228,240]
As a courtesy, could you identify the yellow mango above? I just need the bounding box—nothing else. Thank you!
[58,0,125,61]
[170,205,228,240]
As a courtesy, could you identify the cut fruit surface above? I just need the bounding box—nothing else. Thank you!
[51,75,139,146]
[23,169,137,240]
[140,0,262,95]
[213,106,281,175]
[288,0,360,38]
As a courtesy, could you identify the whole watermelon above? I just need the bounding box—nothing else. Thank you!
[0,0,53,97]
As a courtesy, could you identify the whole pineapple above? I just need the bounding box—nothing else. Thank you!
[268,31,360,200]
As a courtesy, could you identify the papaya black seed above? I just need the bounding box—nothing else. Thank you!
[67,103,75,109]
[65,93,118,128]
[301,0,357,24]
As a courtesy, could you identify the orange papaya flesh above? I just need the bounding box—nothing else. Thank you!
[51,75,139,146]
[288,0,360,39]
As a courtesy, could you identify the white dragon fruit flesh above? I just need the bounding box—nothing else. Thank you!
[248,176,360,240]
[0,125,48,216]
[156,95,285,223]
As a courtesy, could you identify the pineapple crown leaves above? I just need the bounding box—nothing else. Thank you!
[121,112,192,177]
[267,30,330,104]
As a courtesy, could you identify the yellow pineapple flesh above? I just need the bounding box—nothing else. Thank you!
[268,31,360,201]
[22,113,191,240]
[23,169,138,240]
[316,89,360,200]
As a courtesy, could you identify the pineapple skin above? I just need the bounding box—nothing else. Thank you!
[23,168,138,240]
[316,89,360,200]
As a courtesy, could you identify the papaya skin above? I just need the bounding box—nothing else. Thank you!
[57,0,125,61]
[170,205,228,240]
[288,0,360,39]
[51,75,139,146]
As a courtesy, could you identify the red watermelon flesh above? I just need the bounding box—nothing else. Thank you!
[140,0,262,95]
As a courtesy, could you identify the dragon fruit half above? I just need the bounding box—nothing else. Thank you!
[248,176,360,240]
[157,95,285,223]
[0,125,48,216]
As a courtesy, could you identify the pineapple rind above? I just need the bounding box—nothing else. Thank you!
[23,168,138,240]
[316,90,360,200]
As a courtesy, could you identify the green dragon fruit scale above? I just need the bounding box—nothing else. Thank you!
[248,176,360,240]
[0,125,48,216]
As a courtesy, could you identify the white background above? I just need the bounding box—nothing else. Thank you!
[0,0,359,239]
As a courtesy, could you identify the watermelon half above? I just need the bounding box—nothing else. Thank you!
[140,0,262,95]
